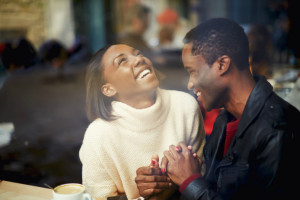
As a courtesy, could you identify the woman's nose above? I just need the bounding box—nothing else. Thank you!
[133,55,145,68]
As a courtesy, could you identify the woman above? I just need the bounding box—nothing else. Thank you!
[79,44,205,199]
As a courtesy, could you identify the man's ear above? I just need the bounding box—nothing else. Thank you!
[216,55,231,76]
[101,83,117,97]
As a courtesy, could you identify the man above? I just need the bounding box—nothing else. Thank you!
[135,18,299,200]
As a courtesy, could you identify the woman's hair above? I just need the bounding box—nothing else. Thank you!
[183,18,250,70]
[85,44,115,122]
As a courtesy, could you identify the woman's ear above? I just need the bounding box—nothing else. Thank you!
[101,84,117,97]
[217,55,231,76]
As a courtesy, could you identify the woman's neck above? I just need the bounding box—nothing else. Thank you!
[116,90,157,109]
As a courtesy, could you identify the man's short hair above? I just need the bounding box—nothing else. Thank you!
[183,18,250,70]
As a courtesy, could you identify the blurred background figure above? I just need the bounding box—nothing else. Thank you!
[157,26,174,49]
[1,38,37,72]
[156,8,179,49]
[37,38,91,81]
[0,42,7,88]
[271,5,289,64]
[116,3,152,56]
[156,8,190,50]
[247,24,272,77]
[38,40,68,69]
[0,38,37,88]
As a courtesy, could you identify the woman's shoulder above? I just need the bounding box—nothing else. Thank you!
[83,118,117,141]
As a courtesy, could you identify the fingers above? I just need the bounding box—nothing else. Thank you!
[136,166,162,176]
[138,188,167,198]
[177,142,198,158]
[135,173,170,183]
[160,156,168,174]
[150,154,159,168]
[135,175,172,198]
[177,141,189,153]
[163,149,174,163]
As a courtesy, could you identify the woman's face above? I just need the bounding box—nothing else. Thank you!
[101,44,159,99]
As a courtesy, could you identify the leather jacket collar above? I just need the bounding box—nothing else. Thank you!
[236,75,273,139]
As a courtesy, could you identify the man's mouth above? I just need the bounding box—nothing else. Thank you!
[137,68,151,80]
[195,91,202,102]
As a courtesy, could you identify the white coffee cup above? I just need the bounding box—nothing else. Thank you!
[52,183,92,200]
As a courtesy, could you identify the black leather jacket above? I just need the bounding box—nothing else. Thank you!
[181,76,300,200]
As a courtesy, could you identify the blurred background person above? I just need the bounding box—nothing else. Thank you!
[1,38,37,72]
[247,23,272,78]
[37,38,91,82]
[116,3,152,57]
[0,37,37,88]
[156,8,190,50]
[38,40,68,69]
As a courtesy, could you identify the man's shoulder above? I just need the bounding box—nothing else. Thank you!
[265,92,299,119]
[257,92,300,132]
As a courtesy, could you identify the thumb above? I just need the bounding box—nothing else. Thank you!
[150,154,159,168]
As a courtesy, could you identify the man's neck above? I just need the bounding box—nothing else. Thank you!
[225,73,256,119]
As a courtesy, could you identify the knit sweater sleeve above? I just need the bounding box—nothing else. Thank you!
[181,92,206,159]
[79,121,118,198]
[192,104,206,160]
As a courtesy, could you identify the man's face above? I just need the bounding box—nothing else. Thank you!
[101,44,159,99]
[182,42,224,111]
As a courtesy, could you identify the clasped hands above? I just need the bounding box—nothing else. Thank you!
[135,142,202,199]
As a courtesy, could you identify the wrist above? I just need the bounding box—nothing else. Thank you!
[179,173,202,193]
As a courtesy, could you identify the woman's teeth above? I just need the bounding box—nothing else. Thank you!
[196,92,201,97]
[137,69,151,79]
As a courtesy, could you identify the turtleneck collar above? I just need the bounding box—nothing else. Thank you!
[111,88,170,132]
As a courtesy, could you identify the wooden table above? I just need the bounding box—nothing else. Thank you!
[0,180,107,200]
[0,180,52,200]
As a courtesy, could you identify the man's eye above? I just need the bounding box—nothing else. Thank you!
[119,58,127,65]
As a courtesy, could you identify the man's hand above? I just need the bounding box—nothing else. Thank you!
[163,142,202,186]
[135,155,173,199]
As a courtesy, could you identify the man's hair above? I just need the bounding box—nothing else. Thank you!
[183,18,250,70]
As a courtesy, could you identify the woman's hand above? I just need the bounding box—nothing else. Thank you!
[135,155,173,199]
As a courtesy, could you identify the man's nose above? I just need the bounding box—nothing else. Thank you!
[187,80,194,90]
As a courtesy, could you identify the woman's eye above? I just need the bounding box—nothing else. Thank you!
[136,51,142,56]
[119,58,127,65]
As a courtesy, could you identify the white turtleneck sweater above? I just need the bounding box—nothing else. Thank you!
[79,88,205,199]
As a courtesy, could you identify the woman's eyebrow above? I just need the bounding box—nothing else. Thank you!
[132,48,138,54]
[113,53,124,65]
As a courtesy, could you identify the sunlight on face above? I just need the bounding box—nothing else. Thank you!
[101,44,159,99]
